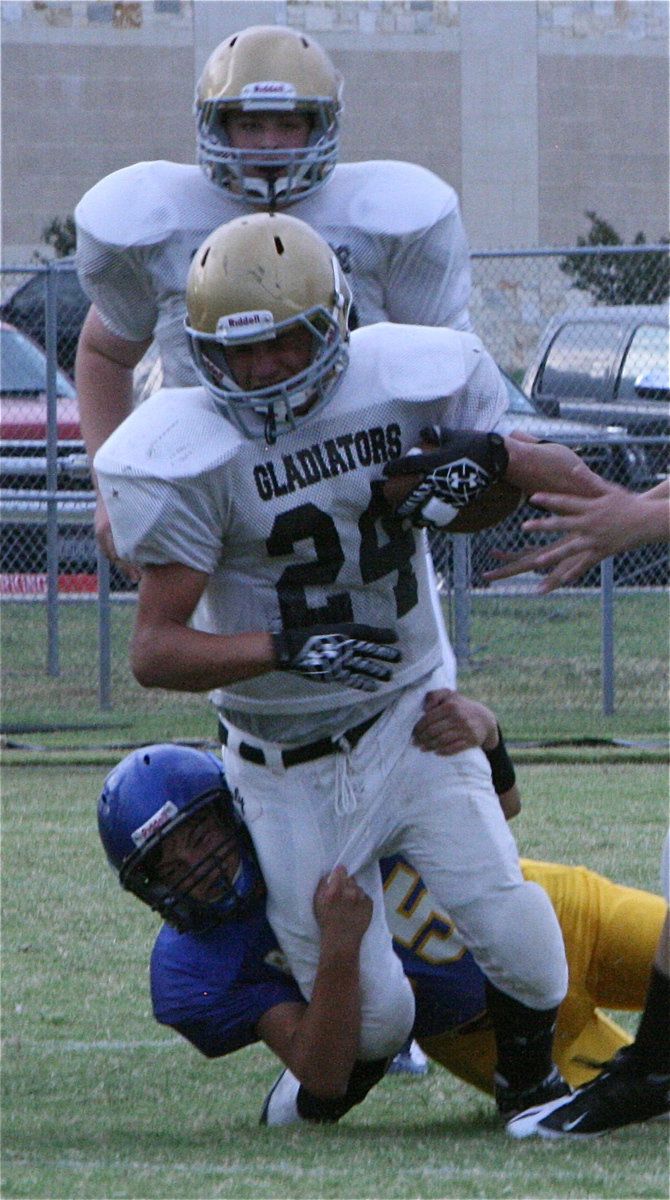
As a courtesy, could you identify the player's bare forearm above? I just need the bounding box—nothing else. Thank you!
[131,612,276,691]
[259,867,372,1097]
[131,563,276,690]
[290,867,370,1096]
[503,434,613,501]
[131,564,402,693]
[77,307,152,577]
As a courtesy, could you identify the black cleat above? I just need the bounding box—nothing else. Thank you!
[507,1047,670,1138]
[495,1064,570,1126]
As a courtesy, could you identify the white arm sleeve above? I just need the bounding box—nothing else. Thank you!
[98,472,222,572]
[384,207,473,333]
[75,228,159,342]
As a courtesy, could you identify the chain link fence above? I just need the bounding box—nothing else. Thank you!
[1,248,668,720]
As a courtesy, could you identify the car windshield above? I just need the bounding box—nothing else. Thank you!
[4,265,85,314]
[0,326,76,397]
[536,320,623,400]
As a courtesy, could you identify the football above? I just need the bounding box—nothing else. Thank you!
[382,447,523,533]
[443,479,524,533]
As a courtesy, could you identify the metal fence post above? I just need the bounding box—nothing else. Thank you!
[600,557,615,715]
[452,536,471,670]
[44,264,60,675]
[97,549,112,710]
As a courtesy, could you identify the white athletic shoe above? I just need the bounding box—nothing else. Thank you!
[506,1091,576,1138]
[259,1067,305,1126]
[388,1038,430,1076]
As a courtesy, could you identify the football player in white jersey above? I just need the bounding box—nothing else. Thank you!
[94,212,575,1130]
[74,22,472,570]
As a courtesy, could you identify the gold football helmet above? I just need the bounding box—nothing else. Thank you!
[195,24,343,206]
[185,213,351,441]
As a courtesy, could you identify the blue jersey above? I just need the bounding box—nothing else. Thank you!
[151,906,302,1058]
[151,855,487,1057]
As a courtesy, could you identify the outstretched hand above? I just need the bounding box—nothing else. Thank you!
[483,482,667,593]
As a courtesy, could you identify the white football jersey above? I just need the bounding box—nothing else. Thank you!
[75,159,472,386]
[95,324,506,742]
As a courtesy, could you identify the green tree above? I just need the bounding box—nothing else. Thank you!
[560,211,669,304]
[34,215,76,262]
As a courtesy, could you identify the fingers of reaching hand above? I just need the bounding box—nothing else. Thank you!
[482,545,551,582]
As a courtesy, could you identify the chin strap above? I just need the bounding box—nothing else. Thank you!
[264,408,277,445]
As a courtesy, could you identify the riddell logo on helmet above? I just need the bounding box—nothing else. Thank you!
[241,81,297,110]
[131,801,179,848]
[218,311,275,339]
[242,81,297,99]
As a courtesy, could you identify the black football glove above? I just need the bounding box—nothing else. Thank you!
[273,624,401,692]
[383,427,509,529]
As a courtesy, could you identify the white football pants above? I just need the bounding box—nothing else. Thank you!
[223,665,568,1061]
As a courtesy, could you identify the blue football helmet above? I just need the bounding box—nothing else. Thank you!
[98,744,264,932]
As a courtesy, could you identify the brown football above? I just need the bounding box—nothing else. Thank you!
[382,448,523,533]
[445,480,524,532]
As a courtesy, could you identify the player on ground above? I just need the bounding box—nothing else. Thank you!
[92,212,596,1128]
[97,726,666,1126]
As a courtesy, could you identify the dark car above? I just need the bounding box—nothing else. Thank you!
[0,261,89,376]
[497,370,651,490]
[522,304,669,483]
[429,372,663,587]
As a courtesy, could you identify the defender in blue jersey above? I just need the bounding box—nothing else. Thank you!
[98,706,665,1127]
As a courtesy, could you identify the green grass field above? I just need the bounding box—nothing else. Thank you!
[2,758,668,1200]
[2,590,669,747]
[2,590,669,1198]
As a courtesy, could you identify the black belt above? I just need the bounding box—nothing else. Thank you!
[218,709,382,769]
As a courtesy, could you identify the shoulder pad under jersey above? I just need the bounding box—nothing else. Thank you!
[345,323,485,400]
[75,161,239,249]
[94,388,245,480]
[315,160,459,236]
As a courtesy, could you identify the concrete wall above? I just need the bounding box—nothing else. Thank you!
[2,0,668,262]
